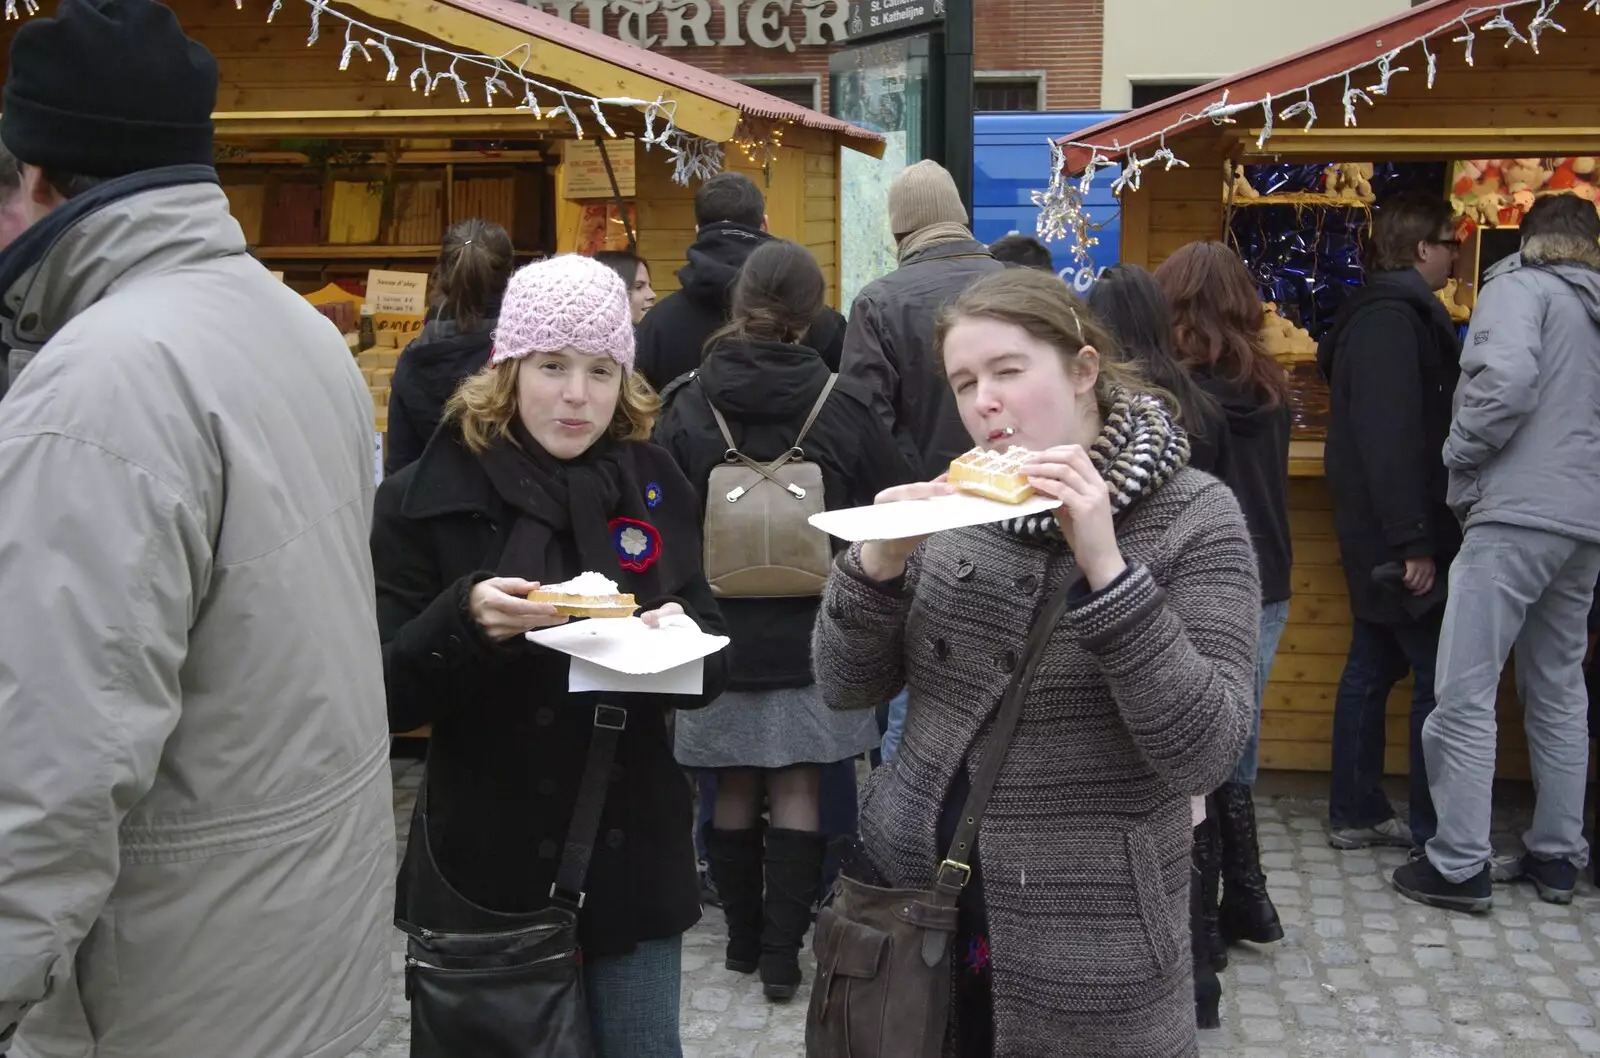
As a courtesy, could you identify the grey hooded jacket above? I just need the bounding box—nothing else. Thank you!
[0,180,394,1058]
[1446,234,1600,542]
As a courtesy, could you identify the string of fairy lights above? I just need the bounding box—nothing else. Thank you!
[0,0,751,187]
[1036,0,1600,264]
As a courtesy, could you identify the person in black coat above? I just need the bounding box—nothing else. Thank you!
[385,219,514,475]
[653,239,905,1000]
[1158,241,1293,960]
[1316,191,1463,855]
[373,254,727,1056]
[633,172,845,391]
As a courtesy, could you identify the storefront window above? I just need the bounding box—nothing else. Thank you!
[830,33,935,308]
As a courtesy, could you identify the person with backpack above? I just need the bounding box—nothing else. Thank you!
[385,219,515,475]
[653,239,905,1000]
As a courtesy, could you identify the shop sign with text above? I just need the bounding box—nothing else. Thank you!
[522,0,850,51]
[845,0,943,41]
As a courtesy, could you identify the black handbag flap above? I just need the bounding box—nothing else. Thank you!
[404,908,578,969]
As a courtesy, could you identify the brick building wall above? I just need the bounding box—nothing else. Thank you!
[523,0,1104,113]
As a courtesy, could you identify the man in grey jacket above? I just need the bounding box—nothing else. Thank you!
[1394,195,1600,914]
[0,2,393,1056]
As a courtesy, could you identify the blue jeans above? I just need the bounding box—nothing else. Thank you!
[1233,601,1290,786]
[1329,615,1441,844]
[880,687,910,763]
[585,935,682,1057]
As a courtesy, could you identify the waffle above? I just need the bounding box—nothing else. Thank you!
[529,572,637,618]
[948,446,1036,504]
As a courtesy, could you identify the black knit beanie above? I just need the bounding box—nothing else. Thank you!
[1,0,219,177]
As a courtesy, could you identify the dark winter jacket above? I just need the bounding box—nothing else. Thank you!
[385,311,497,475]
[653,337,909,691]
[1194,370,1293,604]
[1447,236,1600,542]
[1317,268,1462,624]
[840,238,1005,480]
[372,426,728,957]
[634,223,846,391]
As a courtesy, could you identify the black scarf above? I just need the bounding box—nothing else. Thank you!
[477,422,679,604]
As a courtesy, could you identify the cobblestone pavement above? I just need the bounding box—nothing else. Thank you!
[366,761,1600,1057]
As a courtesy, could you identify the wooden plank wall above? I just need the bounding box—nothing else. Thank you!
[1267,480,1533,779]
[1293,10,1600,135]
[635,123,841,309]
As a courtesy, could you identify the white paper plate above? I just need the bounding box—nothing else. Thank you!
[808,493,1061,543]
[527,614,730,675]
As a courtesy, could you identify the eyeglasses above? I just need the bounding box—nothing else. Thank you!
[1430,237,1462,250]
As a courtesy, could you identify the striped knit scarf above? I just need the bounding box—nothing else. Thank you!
[1002,386,1190,542]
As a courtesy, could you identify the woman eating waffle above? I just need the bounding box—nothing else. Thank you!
[809,269,1258,1058]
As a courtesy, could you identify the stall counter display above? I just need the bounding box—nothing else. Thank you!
[1452,157,1600,231]
[1260,303,1327,440]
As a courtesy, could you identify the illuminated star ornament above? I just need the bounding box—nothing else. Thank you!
[610,517,661,573]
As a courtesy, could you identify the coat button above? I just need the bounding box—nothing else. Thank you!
[1015,574,1039,595]
[995,650,1017,674]
[933,638,950,661]
[538,778,557,796]
[606,829,625,849]
[955,560,975,581]
[535,707,555,727]
[538,840,558,859]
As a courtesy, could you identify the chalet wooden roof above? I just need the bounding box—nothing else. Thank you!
[1059,0,1553,175]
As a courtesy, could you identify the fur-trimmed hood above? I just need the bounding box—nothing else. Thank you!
[1483,234,1600,327]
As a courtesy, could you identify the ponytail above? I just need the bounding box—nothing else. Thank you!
[435,219,515,332]
[702,239,824,359]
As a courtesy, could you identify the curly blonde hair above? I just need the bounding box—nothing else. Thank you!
[444,358,661,453]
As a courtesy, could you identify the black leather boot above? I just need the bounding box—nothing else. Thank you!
[761,828,826,1000]
[705,826,765,973]
[1216,782,1284,945]
[1191,865,1222,1029]
[1193,809,1227,971]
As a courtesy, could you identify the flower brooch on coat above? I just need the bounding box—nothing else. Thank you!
[610,517,661,573]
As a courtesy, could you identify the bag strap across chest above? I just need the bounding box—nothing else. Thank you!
[932,578,1076,902]
[706,374,838,502]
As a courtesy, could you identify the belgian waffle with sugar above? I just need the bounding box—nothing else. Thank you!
[948,446,1036,504]
[529,573,637,618]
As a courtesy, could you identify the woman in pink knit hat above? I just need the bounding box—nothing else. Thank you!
[371,253,728,1057]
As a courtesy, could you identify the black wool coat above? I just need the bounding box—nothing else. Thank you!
[1317,269,1462,625]
[372,426,728,957]
[652,337,910,690]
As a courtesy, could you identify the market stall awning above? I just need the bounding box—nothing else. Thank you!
[1059,0,1594,177]
[319,0,885,155]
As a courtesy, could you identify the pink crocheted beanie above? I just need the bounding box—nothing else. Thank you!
[490,254,636,370]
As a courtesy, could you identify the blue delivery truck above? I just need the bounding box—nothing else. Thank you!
[972,111,1124,293]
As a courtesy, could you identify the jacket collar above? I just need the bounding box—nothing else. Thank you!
[700,338,830,421]
[399,426,501,520]
[899,237,993,268]
[0,166,229,351]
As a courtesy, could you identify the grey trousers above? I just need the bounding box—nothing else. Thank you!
[1423,522,1600,882]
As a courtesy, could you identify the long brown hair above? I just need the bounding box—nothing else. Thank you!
[1155,241,1288,409]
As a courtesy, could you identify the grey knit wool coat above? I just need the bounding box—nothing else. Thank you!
[814,467,1258,1058]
